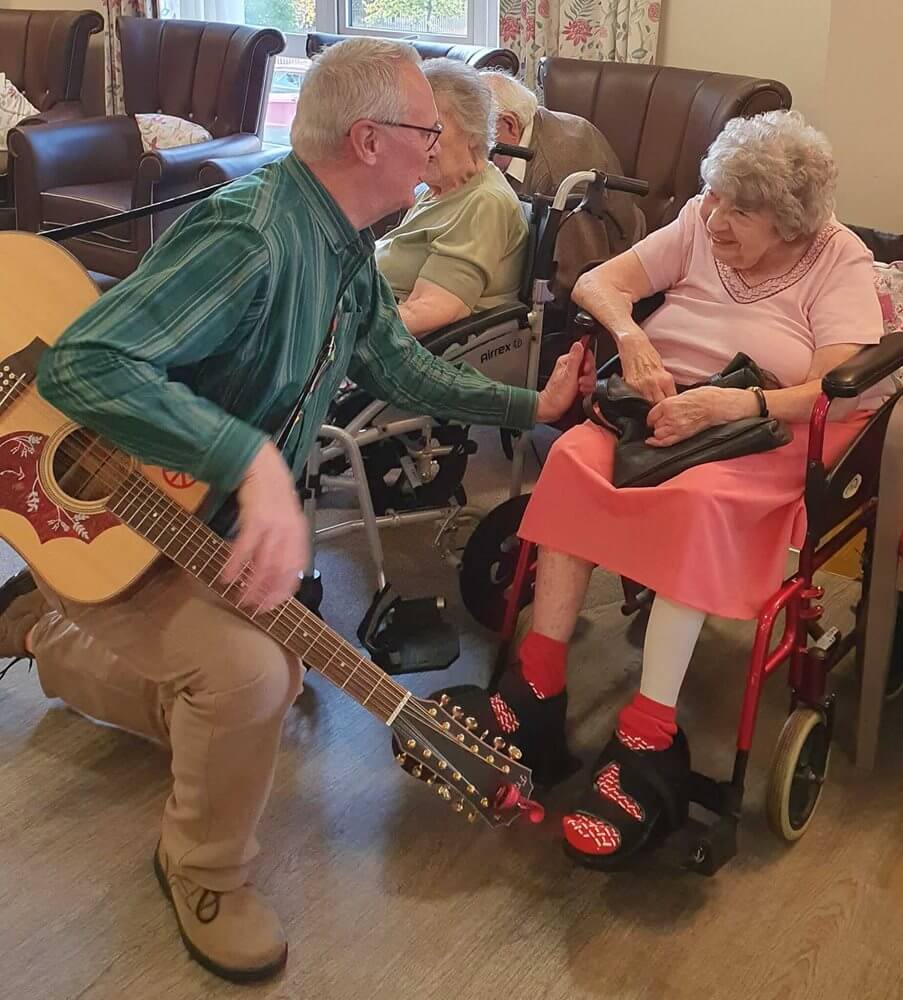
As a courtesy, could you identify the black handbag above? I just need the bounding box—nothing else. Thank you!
[583,353,793,488]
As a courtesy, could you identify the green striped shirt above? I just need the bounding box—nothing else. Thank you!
[37,154,537,520]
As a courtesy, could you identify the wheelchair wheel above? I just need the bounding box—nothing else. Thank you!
[766,708,831,842]
[459,494,534,632]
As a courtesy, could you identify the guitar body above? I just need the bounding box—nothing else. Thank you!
[0,232,208,603]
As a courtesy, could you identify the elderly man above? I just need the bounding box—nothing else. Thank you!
[482,70,645,297]
[0,39,592,983]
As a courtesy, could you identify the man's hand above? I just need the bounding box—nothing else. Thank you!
[619,332,677,404]
[647,387,758,447]
[536,341,597,423]
[221,441,310,611]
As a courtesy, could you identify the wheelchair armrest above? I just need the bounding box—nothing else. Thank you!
[821,332,903,398]
[419,303,529,356]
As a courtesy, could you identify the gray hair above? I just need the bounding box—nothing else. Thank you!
[700,110,838,241]
[291,38,422,160]
[481,69,539,131]
[423,58,495,158]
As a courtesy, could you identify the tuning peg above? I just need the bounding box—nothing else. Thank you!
[508,745,523,760]
[466,812,477,823]
[479,729,490,740]
[452,801,464,813]
[451,705,463,719]
[485,754,494,764]
[437,786,452,801]
[405,738,416,749]
[465,717,477,730]
[492,736,506,750]
[421,748,432,759]
[395,753,406,765]
[439,693,450,706]
[411,765,423,778]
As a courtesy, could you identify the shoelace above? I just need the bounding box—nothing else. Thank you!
[171,874,221,924]
[0,656,33,682]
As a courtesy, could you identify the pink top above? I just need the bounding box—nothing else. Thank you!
[632,196,885,400]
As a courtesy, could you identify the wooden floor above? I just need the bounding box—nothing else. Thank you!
[2,428,903,1000]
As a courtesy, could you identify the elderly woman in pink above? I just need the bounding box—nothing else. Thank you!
[455,111,885,869]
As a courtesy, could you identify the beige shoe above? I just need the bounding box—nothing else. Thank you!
[153,844,288,983]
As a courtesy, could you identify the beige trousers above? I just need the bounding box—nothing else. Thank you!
[31,561,304,892]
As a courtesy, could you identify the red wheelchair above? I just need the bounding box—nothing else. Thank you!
[461,312,903,874]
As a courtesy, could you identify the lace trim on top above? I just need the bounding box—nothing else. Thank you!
[715,223,842,304]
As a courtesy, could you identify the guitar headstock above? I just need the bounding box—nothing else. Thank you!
[390,693,540,829]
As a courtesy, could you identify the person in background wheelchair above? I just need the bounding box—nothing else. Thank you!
[447,110,891,870]
[483,70,646,299]
[375,59,527,337]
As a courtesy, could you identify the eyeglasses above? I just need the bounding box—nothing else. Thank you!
[372,120,443,150]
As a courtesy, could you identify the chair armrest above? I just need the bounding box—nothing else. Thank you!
[822,332,903,398]
[198,147,287,185]
[25,101,89,126]
[138,135,263,190]
[420,303,529,357]
[8,115,139,191]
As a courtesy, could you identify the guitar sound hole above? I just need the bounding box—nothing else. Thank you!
[50,429,127,505]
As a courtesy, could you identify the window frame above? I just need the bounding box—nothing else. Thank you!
[279,0,498,54]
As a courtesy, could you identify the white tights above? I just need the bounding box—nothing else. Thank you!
[638,595,707,707]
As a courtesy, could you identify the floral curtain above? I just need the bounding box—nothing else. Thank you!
[500,0,662,95]
[101,0,156,115]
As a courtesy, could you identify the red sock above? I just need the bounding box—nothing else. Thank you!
[518,631,567,699]
[616,692,677,751]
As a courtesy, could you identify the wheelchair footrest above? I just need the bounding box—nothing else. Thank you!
[357,584,460,675]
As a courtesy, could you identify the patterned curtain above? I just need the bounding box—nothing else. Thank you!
[101,0,156,115]
[500,0,662,94]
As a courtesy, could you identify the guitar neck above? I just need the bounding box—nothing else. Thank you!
[107,470,410,725]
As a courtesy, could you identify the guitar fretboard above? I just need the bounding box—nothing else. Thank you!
[108,471,409,724]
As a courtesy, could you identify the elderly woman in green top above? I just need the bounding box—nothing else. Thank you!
[375,58,528,337]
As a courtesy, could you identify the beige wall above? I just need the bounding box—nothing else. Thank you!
[659,0,901,233]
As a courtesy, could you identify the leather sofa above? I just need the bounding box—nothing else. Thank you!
[306,32,519,73]
[0,8,103,227]
[9,17,284,278]
[540,58,792,233]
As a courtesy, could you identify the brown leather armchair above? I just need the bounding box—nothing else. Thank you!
[0,9,102,227]
[9,17,284,278]
[539,58,792,234]
[306,32,519,73]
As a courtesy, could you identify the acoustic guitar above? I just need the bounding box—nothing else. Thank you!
[0,232,541,828]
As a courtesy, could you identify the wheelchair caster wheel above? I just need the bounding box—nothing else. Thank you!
[766,708,830,842]
[459,494,534,632]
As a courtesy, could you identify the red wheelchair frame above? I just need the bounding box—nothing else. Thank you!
[491,329,903,874]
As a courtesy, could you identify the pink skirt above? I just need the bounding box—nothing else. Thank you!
[519,413,871,620]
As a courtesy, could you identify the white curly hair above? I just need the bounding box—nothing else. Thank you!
[700,110,838,241]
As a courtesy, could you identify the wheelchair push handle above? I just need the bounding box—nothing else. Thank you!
[600,172,650,196]
[490,142,535,162]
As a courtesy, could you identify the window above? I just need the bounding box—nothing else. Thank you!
[237,0,499,144]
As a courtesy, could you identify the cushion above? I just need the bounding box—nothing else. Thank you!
[874,261,903,393]
[135,112,213,153]
[0,73,39,154]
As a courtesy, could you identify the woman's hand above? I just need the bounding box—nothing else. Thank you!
[619,332,677,404]
[646,387,759,447]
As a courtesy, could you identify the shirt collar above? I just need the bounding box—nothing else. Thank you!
[281,153,373,255]
[505,116,534,184]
